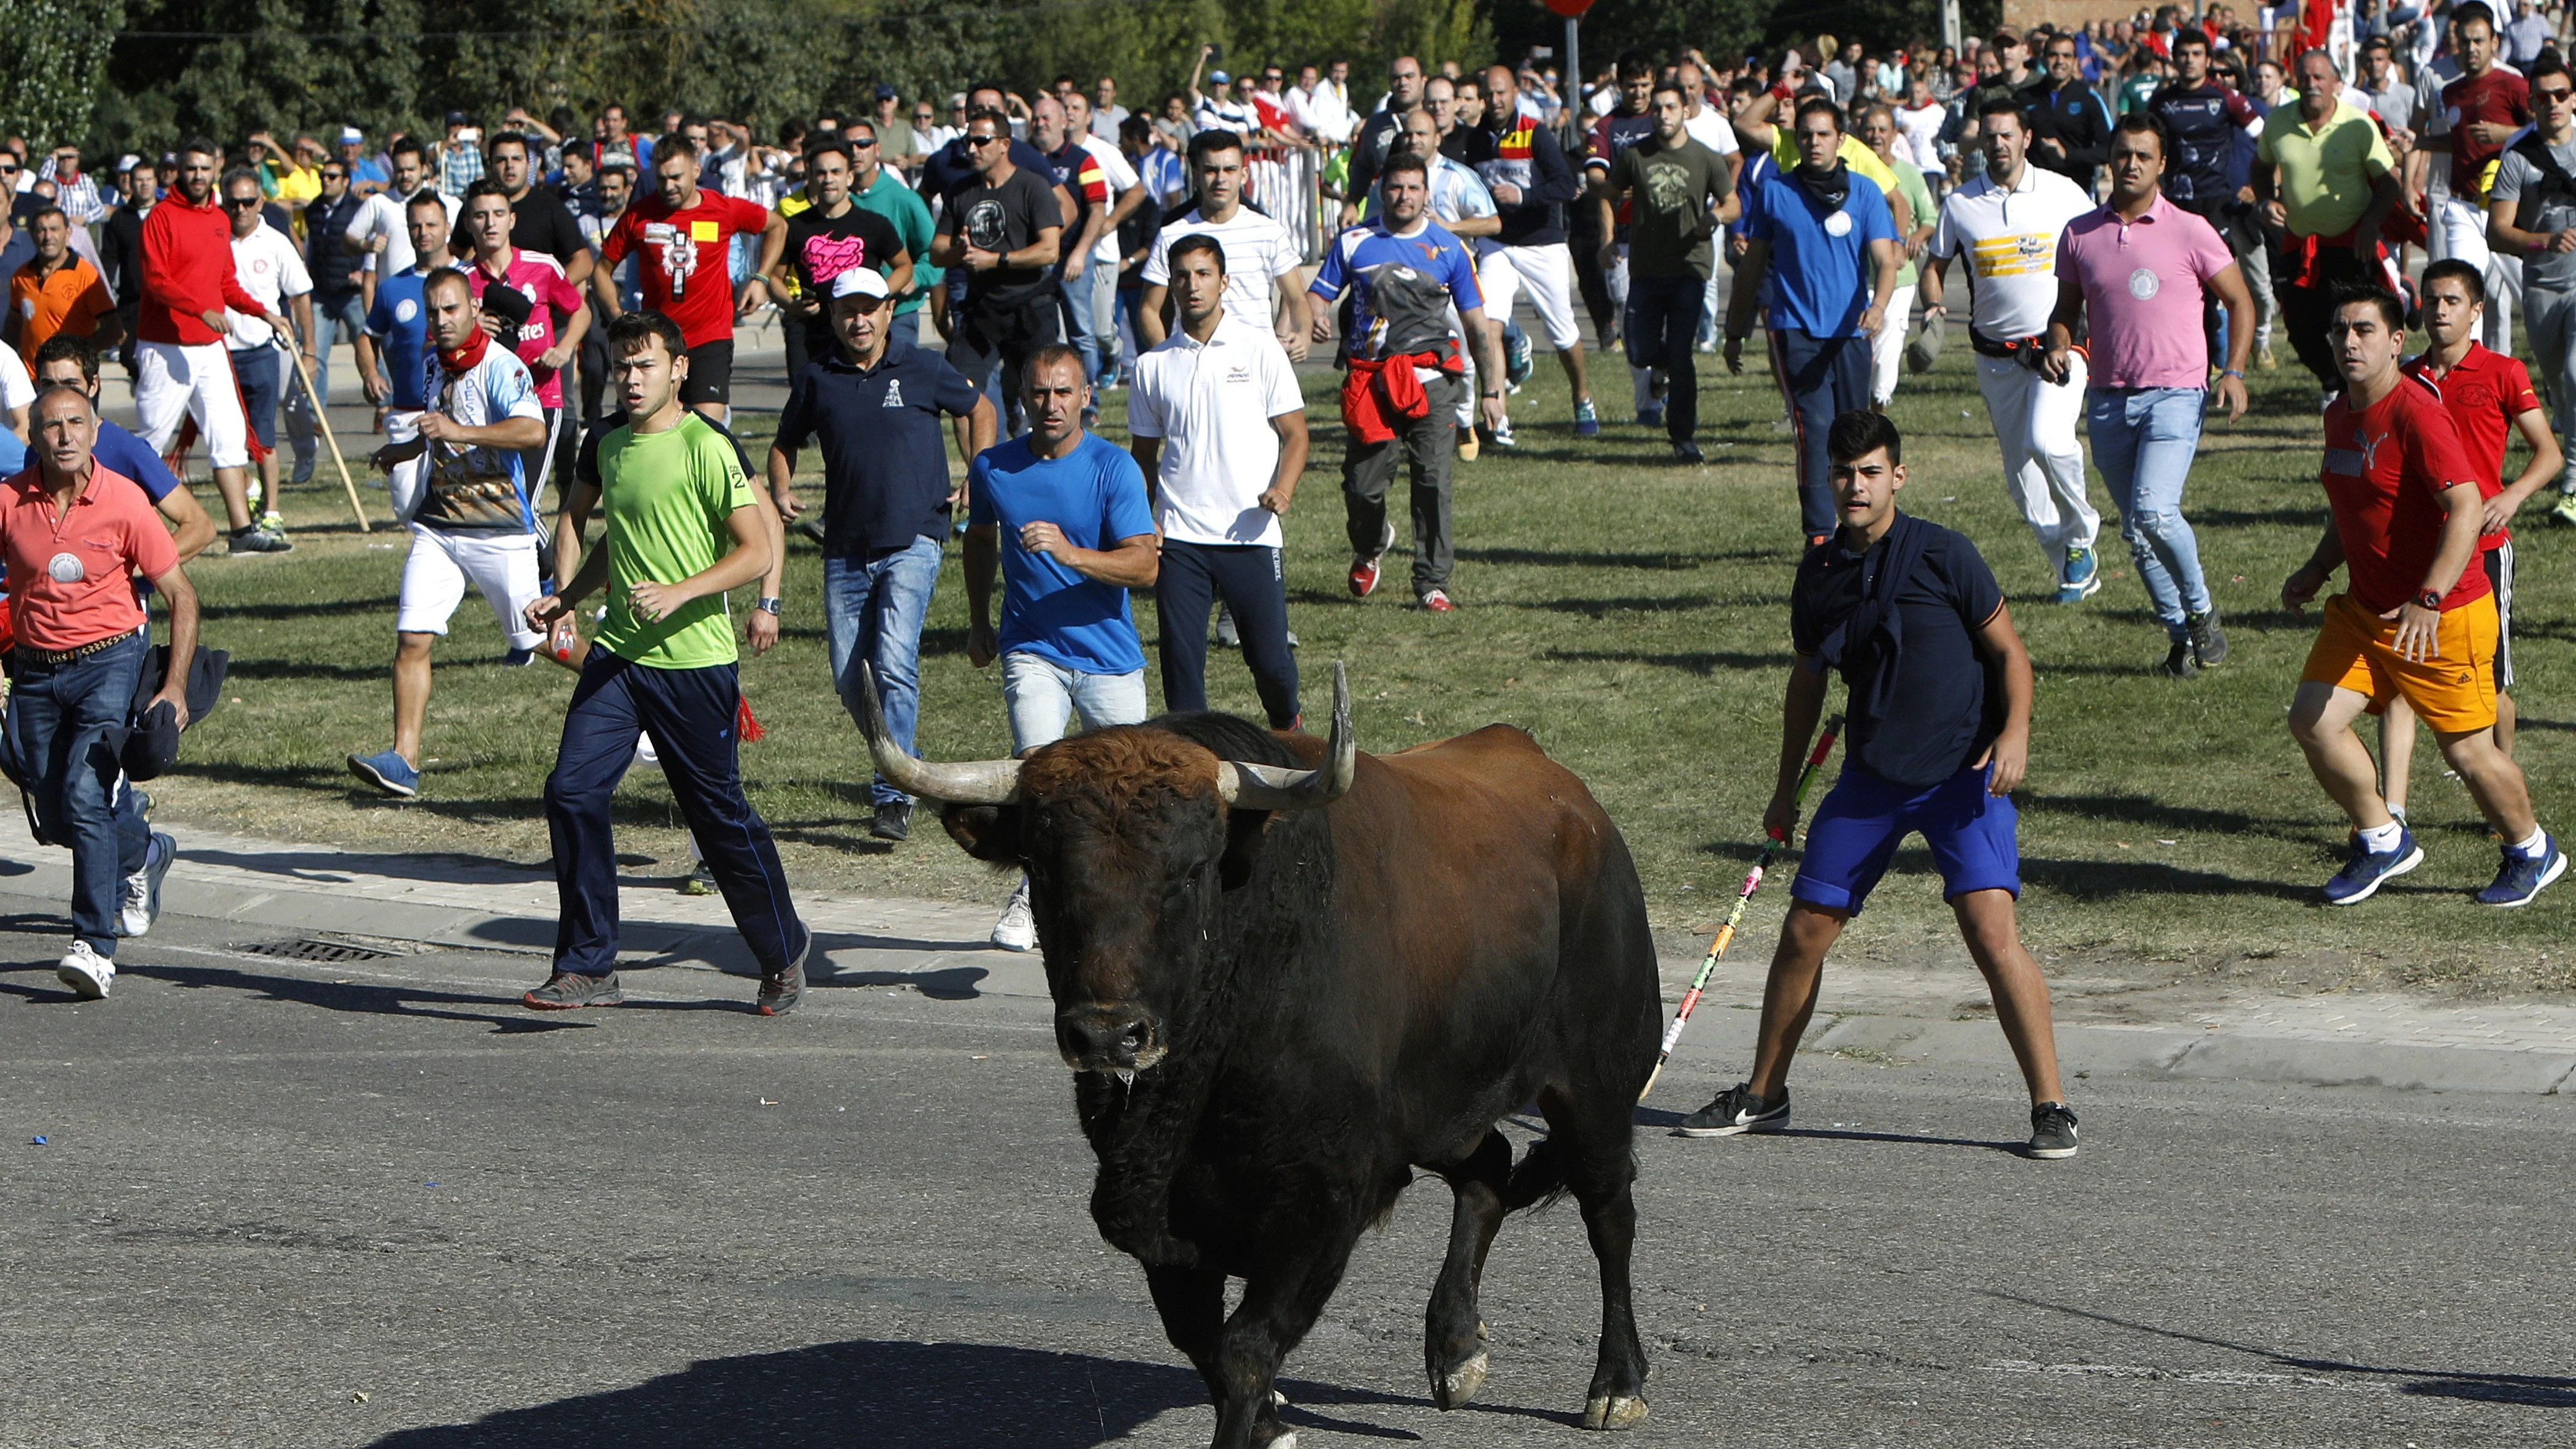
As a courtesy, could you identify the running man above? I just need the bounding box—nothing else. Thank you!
[1599,80,1736,464]
[2423,1,2531,354]
[1922,94,2104,602]
[348,267,549,798]
[523,310,809,1013]
[31,334,218,564]
[1676,410,2077,1161]
[2044,114,2251,678]
[2379,259,2560,831]
[2486,52,2576,527]
[1461,64,1600,442]
[458,178,589,522]
[2282,283,2562,908]
[594,135,780,422]
[1137,129,1313,359]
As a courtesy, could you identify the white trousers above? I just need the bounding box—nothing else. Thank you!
[1477,242,1582,350]
[396,526,545,650]
[1976,350,2100,578]
[132,340,250,470]
[1871,283,1916,406]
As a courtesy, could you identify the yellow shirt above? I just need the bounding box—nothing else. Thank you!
[2255,96,2394,239]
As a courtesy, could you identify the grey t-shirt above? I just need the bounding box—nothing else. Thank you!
[2491,137,2576,291]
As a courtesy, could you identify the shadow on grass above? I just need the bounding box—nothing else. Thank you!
[2188,507,2329,529]
[2018,854,2317,903]
[1516,594,1736,617]
[2019,792,2318,842]
[1454,545,1783,570]
[1984,1290,2576,1407]
[1547,647,1797,675]
[209,593,401,621]
[222,658,399,683]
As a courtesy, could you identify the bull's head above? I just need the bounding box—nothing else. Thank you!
[859,664,1355,1076]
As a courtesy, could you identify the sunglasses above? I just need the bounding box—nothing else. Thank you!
[851,135,880,147]
[967,132,1006,147]
[2543,87,2576,103]
[321,169,347,180]
[226,195,263,209]
[0,164,18,175]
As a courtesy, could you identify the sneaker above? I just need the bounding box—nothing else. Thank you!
[756,935,810,1016]
[1457,427,1479,462]
[2027,1102,2080,1159]
[56,939,113,1000]
[522,970,625,1010]
[228,524,291,555]
[2057,545,2101,604]
[2321,827,2423,905]
[1490,418,1517,449]
[679,862,716,896]
[120,832,175,938]
[1573,399,1600,437]
[2255,344,2279,372]
[1674,1083,1790,1137]
[2551,494,2576,528]
[1349,521,1393,598]
[347,750,420,797]
[1637,403,1665,430]
[260,510,287,533]
[1214,604,1240,649]
[2476,835,2567,908]
[1506,330,1535,388]
[870,800,912,842]
[2187,607,2229,668]
[1417,588,1457,613]
[2155,642,2199,679]
[1673,440,1704,464]
[992,879,1037,952]
[502,648,538,667]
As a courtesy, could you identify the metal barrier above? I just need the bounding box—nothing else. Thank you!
[1247,143,1330,263]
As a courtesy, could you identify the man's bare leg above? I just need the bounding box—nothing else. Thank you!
[1953,887,2064,1106]
[1743,901,1850,1099]
[212,464,255,531]
[391,632,437,767]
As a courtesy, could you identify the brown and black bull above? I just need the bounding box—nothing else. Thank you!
[862,663,1661,1449]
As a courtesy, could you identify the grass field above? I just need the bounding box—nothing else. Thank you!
[145,331,2575,996]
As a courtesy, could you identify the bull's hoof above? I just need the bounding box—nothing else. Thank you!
[1582,1394,1649,1431]
[1431,1351,1489,1409]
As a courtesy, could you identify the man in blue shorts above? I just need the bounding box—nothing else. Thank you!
[1677,410,2079,1160]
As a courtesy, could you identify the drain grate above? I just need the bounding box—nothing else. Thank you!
[239,935,439,963]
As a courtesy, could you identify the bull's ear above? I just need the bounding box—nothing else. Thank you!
[942,805,1024,863]
[1217,809,1275,891]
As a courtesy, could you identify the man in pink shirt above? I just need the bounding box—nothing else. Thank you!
[459,178,588,513]
[2041,112,2257,680]
[2,384,201,998]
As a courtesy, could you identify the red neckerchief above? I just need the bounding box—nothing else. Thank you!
[438,325,491,375]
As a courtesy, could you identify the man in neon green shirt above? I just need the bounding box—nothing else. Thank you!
[521,309,811,1016]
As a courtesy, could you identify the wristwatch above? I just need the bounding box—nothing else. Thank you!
[756,596,783,616]
[2415,589,2443,612]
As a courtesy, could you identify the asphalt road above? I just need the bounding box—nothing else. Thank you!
[5,905,2574,1448]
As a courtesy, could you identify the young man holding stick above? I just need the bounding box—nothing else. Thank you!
[1677,410,2077,1160]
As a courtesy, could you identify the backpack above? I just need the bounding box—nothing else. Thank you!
[2508,133,2576,232]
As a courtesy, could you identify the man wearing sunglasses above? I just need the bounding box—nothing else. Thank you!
[223,167,313,550]
[2255,48,2402,402]
[2491,52,2576,527]
[285,157,369,488]
[754,134,911,379]
[931,110,1065,431]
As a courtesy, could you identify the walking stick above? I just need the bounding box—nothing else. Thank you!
[1639,714,1844,1103]
[278,319,371,532]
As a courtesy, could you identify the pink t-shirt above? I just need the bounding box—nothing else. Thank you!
[2054,196,2236,391]
[466,251,585,409]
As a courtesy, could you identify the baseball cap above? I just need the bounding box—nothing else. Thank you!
[832,268,891,301]
[445,109,469,125]
[339,126,364,144]
[1209,69,1232,85]
[875,83,899,101]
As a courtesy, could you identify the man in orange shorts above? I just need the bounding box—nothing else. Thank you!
[2282,283,2563,907]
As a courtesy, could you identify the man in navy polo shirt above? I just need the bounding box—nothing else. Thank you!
[1722,97,1901,546]
[768,267,995,842]
[1677,410,2077,1161]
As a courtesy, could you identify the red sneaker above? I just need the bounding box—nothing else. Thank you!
[1418,589,1456,613]
[1349,555,1381,597]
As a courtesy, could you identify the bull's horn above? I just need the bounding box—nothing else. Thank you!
[857,662,1022,805]
[1218,662,1356,812]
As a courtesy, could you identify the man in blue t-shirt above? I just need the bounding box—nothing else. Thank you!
[1722,97,1901,546]
[1307,151,1507,613]
[1674,410,2078,1163]
[356,193,454,423]
[31,334,218,565]
[964,343,1158,951]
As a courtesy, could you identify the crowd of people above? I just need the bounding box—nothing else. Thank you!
[0,5,2565,1090]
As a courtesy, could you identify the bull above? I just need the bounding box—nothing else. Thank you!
[862,663,1660,1448]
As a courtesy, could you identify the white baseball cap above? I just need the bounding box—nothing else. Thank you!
[832,268,891,301]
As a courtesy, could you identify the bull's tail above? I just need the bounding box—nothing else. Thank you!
[1501,1136,1572,1214]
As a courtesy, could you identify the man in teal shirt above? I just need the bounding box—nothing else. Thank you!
[522,309,811,1016]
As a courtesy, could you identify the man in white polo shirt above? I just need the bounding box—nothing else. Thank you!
[1137,129,1313,362]
[1920,94,2104,603]
[1128,233,1308,728]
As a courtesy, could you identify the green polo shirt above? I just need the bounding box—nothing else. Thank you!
[2256,96,2396,239]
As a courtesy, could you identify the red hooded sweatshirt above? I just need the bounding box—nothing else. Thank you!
[138,189,265,346]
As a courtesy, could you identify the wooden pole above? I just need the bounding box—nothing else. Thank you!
[280,327,370,533]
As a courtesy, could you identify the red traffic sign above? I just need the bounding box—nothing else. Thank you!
[1544,0,1597,15]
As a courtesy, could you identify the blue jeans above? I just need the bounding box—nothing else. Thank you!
[823,537,944,806]
[5,633,151,955]
[231,343,283,450]
[999,652,1148,754]
[288,291,369,483]
[2086,386,2215,639]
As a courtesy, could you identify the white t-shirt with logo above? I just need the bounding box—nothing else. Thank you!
[1138,205,1303,331]
[227,223,313,351]
[1928,165,2098,343]
[347,188,463,277]
[1125,314,1305,548]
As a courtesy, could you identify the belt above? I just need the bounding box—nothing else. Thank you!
[15,635,129,668]
[1969,330,2044,361]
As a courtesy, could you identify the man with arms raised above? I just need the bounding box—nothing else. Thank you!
[1676,411,2076,1161]
[1923,94,2104,602]
[963,345,1158,951]
[2283,283,2561,907]
[523,310,809,1013]
[1130,235,1306,728]
[3,385,199,999]
[1137,130,1311,361]
[1308,152,1507,613]
[595,136,780,422]
[769,268,994,843]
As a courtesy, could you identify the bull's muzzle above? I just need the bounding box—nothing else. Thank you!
[1059,1004,1164,1073]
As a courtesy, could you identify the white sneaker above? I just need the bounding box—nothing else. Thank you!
[57,941,112,1000]
[120,833,166,936]
[991,879,1037,952]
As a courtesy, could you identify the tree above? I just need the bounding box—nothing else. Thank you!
[2,0,123,147]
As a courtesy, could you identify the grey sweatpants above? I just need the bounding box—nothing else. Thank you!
[1343,371,1465,595]
[2524,283,2576,494]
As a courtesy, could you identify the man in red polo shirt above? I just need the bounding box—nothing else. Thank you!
[593,135,779,421]
[134,137,286,554]
[2,384,201,999]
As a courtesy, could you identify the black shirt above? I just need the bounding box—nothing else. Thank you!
[782,202,905,350]
[304,190,369,300]
[1790,515,2006,787]
[773,337,984,554]
[509,186,589,269]
[102,203,148,309]
[941,166,1062,309]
